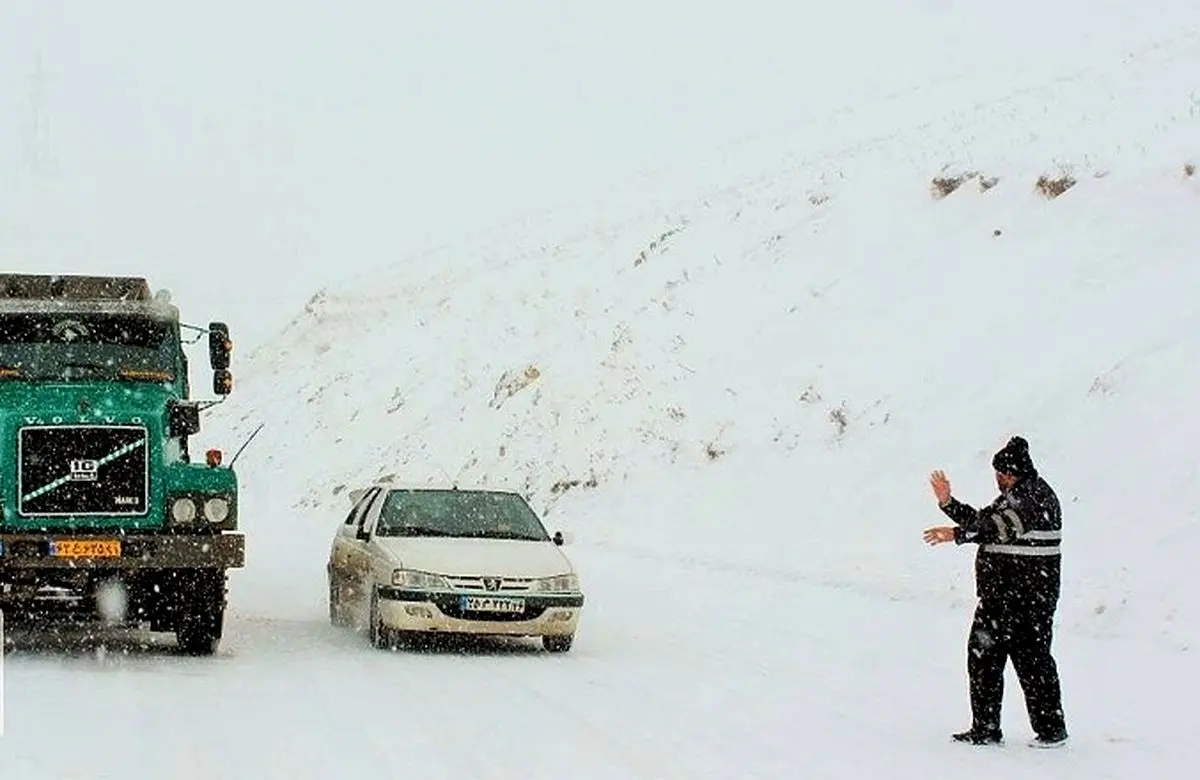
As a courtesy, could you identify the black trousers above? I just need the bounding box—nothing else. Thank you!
[967,596,1066,737]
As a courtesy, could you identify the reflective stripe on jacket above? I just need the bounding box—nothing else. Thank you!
[940,474,1063,602]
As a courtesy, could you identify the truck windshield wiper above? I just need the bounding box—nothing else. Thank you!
[118,367,174,382]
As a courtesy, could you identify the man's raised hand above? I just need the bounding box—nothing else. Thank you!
[930,469,952,506]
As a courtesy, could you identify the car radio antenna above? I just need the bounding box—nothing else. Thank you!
[229,423,265,467]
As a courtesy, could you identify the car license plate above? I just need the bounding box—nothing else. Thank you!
[460,595,525,614]
[49,539,122,558]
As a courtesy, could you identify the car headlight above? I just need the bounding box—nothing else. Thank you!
[392,569,451,590]
[171,497,197,523]
[535,574,580,592]
[204,497,231,523]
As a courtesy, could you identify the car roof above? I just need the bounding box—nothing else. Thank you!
[347,483,524,505]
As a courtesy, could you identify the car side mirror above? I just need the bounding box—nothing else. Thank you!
[356,527,371,542]
[167,401,201,437]
[553,530,574,546]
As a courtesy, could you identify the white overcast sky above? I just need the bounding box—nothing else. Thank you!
[0,0,1163,349]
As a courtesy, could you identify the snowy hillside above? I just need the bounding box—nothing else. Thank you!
[3,4,1200,779]
[213,44,1200,651]
[180,23,1200,776]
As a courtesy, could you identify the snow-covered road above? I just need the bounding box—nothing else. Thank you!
[1,1,1199,778]
[3,544,1195,779]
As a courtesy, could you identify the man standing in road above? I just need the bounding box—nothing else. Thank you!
[923,435,1069,748]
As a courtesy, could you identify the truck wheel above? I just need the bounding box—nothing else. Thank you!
[543,634,573,653]
[176,569,226,656]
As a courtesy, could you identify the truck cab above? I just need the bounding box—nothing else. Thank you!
[0,273,244,655]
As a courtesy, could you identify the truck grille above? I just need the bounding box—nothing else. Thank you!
[18,425,149,517]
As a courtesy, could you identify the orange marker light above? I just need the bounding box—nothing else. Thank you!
[206,449,223,467]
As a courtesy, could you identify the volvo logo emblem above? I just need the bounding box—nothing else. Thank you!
[69,459,99,482]
[483,578,501,591]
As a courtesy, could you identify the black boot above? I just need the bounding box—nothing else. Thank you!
[1029,728,1068,748]
[952,727,1003,745]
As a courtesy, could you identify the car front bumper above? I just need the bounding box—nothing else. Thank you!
[377,586,583,636]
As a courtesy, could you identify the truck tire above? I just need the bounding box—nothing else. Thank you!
[176,569,227,656]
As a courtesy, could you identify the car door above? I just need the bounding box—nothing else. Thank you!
[330,487,381,605]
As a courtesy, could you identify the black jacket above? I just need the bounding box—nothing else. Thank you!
[940,474,1062,606]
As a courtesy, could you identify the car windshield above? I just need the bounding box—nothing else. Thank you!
[0,313,177,382]
[374,490,551,541]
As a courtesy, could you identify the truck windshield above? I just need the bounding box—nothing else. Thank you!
[0,313,177,382]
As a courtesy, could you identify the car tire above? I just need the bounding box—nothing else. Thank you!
[328,579,349,627]
[542,634,573,653]
[393,630,425,650]
[368,589,392,650]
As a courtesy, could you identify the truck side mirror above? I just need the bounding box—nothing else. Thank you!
[209,322,232,370]
[168,401,202,437]
[214,369,233,395]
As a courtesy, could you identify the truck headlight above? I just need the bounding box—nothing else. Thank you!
[204,497,230,523]
[392,570,451,590]
[535,574,579,592]
[171,497,197,523]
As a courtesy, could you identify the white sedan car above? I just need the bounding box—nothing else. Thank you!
[327,484,584,652]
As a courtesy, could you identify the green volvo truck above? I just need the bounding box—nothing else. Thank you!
[0,273,244,655]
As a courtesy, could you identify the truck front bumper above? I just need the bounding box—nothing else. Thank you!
[0,532,245,569]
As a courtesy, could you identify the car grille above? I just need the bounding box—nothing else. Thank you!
[445,575,535,593]
[18,425,149,517]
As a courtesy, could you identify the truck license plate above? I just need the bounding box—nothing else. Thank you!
[460,596,525,614]
[49,539,122,558]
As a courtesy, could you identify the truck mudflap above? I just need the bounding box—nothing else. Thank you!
[0,533,245,569]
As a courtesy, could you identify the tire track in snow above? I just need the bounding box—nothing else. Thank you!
[231,615,507,780]
[230,614,663,779]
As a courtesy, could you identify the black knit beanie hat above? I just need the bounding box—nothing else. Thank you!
[992,436,1037,479]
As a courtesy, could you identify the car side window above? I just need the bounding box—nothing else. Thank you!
[342,487,380,531]
[355,489,387,539]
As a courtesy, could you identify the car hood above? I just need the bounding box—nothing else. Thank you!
[372,536,575,578]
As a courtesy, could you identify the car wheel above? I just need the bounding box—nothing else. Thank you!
[542,634,573,653]
[368,589,392,650]
[328,579,348,627]
[393,630,425,650]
